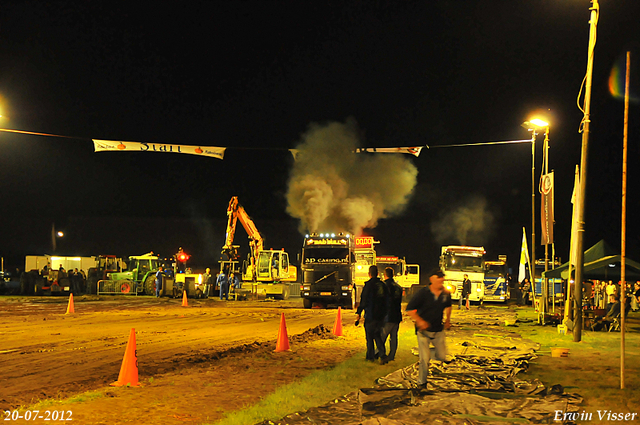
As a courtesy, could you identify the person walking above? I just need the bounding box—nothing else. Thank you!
[203,268,212,298]
[406,268,452,388]
[382,267,403,362]
[217,268,229,300]
[355,265,389,364]
[459,274,471,310]
[155,266,164,297]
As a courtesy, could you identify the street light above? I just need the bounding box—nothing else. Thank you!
[51,223,64,253]
[523,118,550,319]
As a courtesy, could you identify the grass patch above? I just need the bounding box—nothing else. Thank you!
[21,389,107,410]
[213,329,419,425]
[514,307,640,414]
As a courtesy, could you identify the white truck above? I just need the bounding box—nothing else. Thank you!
[440,245,485,303]
[375,256,420,300]
[354,236,377,288]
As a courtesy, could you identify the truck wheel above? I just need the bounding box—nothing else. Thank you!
[303,298,312,309]
[144,275,156,295]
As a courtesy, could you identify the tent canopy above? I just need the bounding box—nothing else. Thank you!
[543,240,640,280]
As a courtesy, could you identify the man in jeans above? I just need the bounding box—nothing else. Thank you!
[355,265,388,364]
[406,268,452,388]
[382,267,403,361]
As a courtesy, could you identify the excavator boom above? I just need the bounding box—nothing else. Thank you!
[221,197,264,263]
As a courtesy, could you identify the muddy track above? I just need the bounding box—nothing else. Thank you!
[0,296,345,409]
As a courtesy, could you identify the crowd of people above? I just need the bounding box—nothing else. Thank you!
[200,267,240,300]
[354,266,640,387]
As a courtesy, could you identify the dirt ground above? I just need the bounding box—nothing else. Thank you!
[0,295,368,424]
[4,296,637,424]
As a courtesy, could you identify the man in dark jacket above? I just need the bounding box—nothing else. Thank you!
[406,268,452,387]
[382,267,403,361]
[459,274,471,310]
[356,265,389,363]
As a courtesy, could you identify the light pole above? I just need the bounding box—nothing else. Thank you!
[51,223,64,253]
[523,118,549,319]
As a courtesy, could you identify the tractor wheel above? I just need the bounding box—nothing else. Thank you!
[86,277,98,294]
[144,275,156,295]
[303,298,312,309]
[120,282,132,294]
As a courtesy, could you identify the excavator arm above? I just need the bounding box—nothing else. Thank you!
[221,197,264,268]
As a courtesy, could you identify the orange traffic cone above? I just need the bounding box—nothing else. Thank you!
[332,307,343,336]
[275,313,290,352]
[111,328,140,387]
[182,290,188,307]
[65,293,75,314]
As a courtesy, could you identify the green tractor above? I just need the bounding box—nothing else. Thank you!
[97,253,161,295]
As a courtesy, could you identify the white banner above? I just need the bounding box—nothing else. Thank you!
[354,146,423,157]
[93,139,226,160]
[569,165,580,268]
[518,227,531,284]
[289,146,423,161]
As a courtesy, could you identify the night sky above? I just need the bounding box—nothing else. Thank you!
[1,1,639,274]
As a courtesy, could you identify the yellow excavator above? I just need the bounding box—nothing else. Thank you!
[221,196,297,299]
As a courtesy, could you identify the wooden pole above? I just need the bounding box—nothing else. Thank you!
[574,0,599,342]
[620,51,630,390]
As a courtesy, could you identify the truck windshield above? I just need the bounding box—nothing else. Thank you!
[377,262,401,276]
[485,264,506,277]
[303,247,349,264]
[443,254,483,272]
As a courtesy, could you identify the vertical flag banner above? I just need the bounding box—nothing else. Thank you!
[518,227,531,284]
[93,139,226,159]
[540,172,555,245]
[569,166,581,267]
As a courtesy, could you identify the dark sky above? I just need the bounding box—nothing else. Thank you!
[1,1,639,273]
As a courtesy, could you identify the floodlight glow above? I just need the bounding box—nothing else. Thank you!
[529,118,549,127]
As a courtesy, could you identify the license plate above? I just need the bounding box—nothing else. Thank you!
[320,292,332,296]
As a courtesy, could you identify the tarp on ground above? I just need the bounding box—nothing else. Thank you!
[258,311,583,425]
[543,240,640,280]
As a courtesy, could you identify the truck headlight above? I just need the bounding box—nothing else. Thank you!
[303,286,310,291]
[341,285,349,290]
[476,287,482,292]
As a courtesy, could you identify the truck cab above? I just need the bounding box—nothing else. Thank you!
[300,233,355,309]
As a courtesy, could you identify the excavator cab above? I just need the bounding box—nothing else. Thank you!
[256,250,290,281]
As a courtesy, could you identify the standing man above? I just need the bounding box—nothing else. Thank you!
[355,265,388,364]
[203,268,212,298]
[155,266,164,297]
[229,272,240,292]
[217,267,229,300]
[460,274,471,310]
[406,268,452,388]
[382,267,403,362]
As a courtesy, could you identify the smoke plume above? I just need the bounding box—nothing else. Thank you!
[430,195,495,245]
[286,119,418,234]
